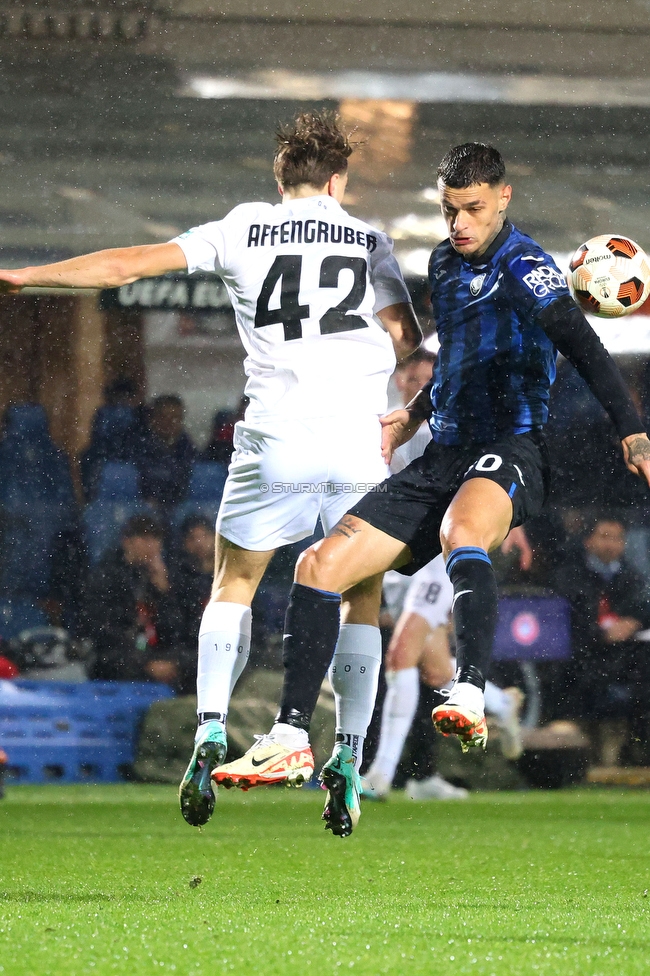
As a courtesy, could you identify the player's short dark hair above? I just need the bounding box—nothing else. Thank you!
[120,515,164,541]
[437,143,506,188]
[273,111,354,189]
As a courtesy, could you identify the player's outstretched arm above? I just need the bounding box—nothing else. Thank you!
[0,242,187,292]
[376,302,422,361]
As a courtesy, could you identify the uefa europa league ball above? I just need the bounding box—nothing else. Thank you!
[569,235,650,318]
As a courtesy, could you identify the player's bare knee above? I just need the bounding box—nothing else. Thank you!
[439,519,472,554]
[295,544,342,593]
[440,516,496,556]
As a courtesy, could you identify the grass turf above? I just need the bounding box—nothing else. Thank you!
[1,785,649,975]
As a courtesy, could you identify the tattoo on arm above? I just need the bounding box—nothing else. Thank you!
[330,515,362,540]
[627,436,650,464]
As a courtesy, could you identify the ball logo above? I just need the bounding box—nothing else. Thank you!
[511,612,540,646]
[469,274,486,297]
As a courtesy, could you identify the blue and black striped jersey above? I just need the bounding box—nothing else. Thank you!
[428,220,571,445]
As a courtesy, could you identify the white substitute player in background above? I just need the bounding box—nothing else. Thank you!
[367,553,525,801]
[0,112,421,827]
[366,352,525,802]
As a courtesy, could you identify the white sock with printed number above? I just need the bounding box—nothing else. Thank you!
[196,601,252,721]
[328,624,382,771]
[367,667,419,786]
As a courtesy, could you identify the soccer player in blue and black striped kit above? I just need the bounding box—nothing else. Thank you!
[222,143,650,836]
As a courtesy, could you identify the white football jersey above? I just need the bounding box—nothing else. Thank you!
[172,195,410,424]
[403,553,453,630]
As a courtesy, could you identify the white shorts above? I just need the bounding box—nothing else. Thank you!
[384,554,453,630]
[381,571,411,623]
[216,417,388,551]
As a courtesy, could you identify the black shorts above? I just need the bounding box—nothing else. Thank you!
[348,429,550,574]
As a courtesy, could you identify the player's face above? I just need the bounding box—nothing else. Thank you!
[584,521,626,564]
[183,525,215,565]
[438,181,512,259]
[122,534,164,567]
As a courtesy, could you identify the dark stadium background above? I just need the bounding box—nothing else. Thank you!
[0,0,647,450]
[1,0,650,783]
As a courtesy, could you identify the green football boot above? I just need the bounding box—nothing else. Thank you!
[319,744,362,838]
[179,721,227,827]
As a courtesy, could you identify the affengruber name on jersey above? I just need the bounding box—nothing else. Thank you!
[247,221,378,251]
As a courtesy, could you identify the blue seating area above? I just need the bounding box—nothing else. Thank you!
[0,400,226,771]
[83,461,155,564]
[0,404,78,599]
[172,460,228,529]
[0,679,174,783]
[0,400,229,585]
[83,458,227,563]
[0,600,48,641]
[80,404,143,502]
[0,404,77,512]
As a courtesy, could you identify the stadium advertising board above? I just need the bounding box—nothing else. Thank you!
[99,275,232,313]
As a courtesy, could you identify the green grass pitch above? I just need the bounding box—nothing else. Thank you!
[1,785,649,975]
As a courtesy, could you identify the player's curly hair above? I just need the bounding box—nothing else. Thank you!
[437,143,506,188]
[273,111,354,189]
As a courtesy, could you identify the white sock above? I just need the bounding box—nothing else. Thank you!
[368,667,419,785]
[484,681,511,721]
[328,623,382,771]
[196,601,251,721]
[268,722,310,750]
[447,681,485,713]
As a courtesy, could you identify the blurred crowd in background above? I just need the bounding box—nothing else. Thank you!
[2,360,650,771]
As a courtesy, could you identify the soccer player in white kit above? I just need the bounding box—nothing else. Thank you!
[365,552,525,800]
[0,112,421,827]
[367,353,523,801]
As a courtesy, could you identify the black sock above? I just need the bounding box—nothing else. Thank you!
[276,582,341,731]
[446,547,498,691]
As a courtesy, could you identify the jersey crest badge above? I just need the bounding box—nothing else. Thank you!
[469,273,486,297]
